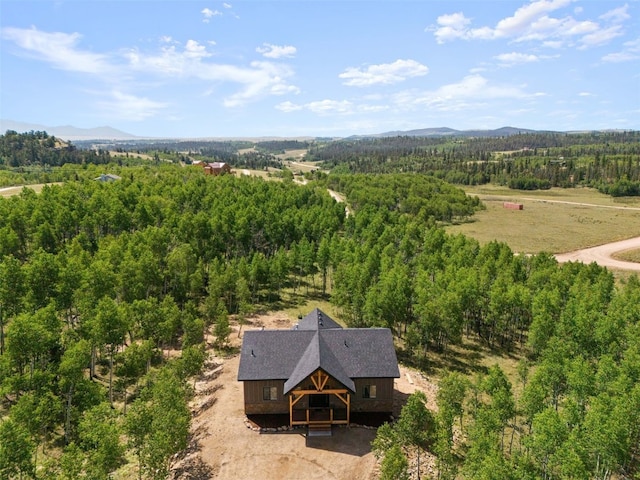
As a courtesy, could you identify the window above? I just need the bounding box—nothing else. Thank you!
[263,386,278,401]
[363,385,376,399]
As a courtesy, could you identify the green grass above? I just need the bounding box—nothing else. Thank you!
[0,183,56,197]
[446,185,640,254]
[612,248,640,263]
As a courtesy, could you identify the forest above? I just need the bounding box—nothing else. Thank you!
[307,130,640,196]
[0,130,639,479]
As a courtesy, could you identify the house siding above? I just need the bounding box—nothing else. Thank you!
[243,377,395,415]
[351,378,395,412]
[243,380,288,415]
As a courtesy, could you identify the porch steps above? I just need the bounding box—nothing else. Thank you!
[307,424,332,437]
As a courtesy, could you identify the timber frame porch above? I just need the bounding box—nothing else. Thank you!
[288,370,351,427]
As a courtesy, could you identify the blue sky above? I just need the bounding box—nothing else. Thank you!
[1,0,639,138]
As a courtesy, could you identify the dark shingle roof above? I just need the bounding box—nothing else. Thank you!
[237,309,400,394]
[296,308,343,330]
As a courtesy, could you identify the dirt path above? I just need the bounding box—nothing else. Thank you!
[555,235,640,271]
[171,314,438,480]
[328,189,352,217]
[522,197,640,211]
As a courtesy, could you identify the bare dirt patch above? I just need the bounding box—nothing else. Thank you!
[170,313,438,480]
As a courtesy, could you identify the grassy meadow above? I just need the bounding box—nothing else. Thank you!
[447,185,640,254]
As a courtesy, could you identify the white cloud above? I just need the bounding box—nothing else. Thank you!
[3,26,300,111]
[494,52,541,66]
[201,8,222,22]
[579,25,623,49]
[306,100,354,115]
[184,40,211,59]
[430,0,628,49]
[392,74,533,112]
[339,59,428,87]
[256,43,297,59]
[275,101,303,113]
[1,26,110,74]
[124,43,299,106]
[276,99,355,115]
[599,4,630,24]
[602,51,638,62]
[432,12,472,43]
[223,3,232,8]
[279,74,536,120]
[96,90,168,121]
[222,60,300,107]
[602,37,640,62]
[492,0,573,39]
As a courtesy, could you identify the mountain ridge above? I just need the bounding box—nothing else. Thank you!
[0,120,139,141]
[2,119,633,141]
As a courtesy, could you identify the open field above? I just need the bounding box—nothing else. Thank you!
[613,248,640,263]
[109,151,153,160]
[0,183,61,197]
[447,185,640,254]
[275,148,308,161]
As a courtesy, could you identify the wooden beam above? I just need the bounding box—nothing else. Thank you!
[333,392,349,406]
[291,393,305,407]
[319,372,329,391]
[310,370,329,391]
[291,388,348,395]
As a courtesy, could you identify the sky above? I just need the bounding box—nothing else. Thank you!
[1,0,639,138]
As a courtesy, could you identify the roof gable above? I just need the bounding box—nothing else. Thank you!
[283,331,355,393]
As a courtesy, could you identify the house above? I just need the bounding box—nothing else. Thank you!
[94,173,121,182]
[237,309,400,430]
[204,162,231,176]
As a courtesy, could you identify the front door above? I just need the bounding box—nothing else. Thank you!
[309,393,329,408]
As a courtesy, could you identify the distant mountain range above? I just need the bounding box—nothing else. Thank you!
[354,126,553,139]
[0,120,139,141]
[0,119,628,142]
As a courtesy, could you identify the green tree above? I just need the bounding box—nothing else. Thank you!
[526,407,568,479]
[380,444,409,480]
[177,343,207,388]
[58,339,91,444]
[0,418,35,480]
[125,367,190,480]
[236,276,252,337]
[371,421,398,460]
[78,403,125,478]
[0,255,25,355]
[317,234,331,295]
[395,390,436,479]
[90,297,129,405]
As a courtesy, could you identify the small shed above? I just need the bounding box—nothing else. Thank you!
[503,202,524,210]
[94,173,121,182]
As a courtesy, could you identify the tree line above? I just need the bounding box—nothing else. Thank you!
[306,131,640,194]
[0,130,110,168]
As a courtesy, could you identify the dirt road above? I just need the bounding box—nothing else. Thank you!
[555,236,640,271]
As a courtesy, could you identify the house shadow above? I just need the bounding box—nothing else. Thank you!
[247,412,394,456]
[304,425,377,456]
[392,389,411,419]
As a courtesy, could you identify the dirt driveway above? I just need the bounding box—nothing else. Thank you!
[171,314,437,480]
[555,235,640,271]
